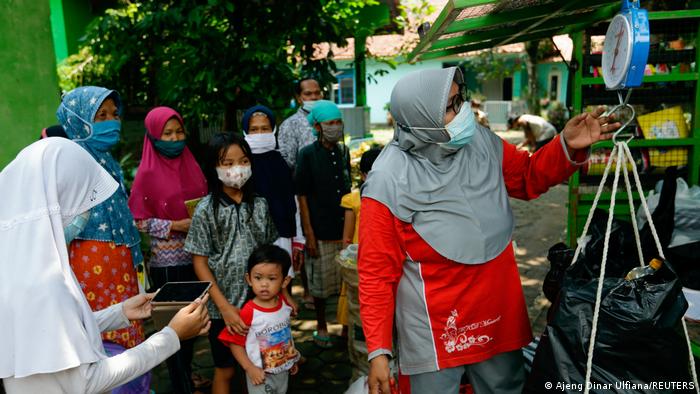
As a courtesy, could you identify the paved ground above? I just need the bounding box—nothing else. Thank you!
[149,130,577,393]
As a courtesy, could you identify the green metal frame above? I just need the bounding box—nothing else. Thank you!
[567,11,700,246]
[408,0,620,63]
[408,1,700,248]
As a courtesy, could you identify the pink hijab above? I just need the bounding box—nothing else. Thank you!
[128,107,207,221]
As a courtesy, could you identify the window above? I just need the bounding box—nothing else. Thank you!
[502,77,513,101]
[333,70,355,106]
[550,74,559,100]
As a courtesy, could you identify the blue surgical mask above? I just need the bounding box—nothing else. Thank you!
[64,211,91,244]
[90,120,122,151]
[443,106,477,148]
[59,103,121,151]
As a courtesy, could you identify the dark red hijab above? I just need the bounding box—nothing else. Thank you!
[128,107,207,221]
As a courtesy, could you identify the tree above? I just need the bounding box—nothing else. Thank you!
[59,0,380,130]
[524,38,559,115]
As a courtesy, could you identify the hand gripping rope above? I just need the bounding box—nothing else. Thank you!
[571,104,699,393]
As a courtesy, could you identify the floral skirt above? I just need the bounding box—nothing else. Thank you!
[69,240,145,349]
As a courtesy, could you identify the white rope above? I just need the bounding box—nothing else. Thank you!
[583,145,624,394]
[621,144,666,259]
[620,152,645,267]
[622,144,699,392]
[572,144,619,265]
[580,142,699,393]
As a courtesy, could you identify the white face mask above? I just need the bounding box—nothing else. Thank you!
[216,165,252,189]
[302,100,317,112]
[245,132,276,154]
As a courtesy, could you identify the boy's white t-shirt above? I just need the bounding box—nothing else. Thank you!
[218,295,300,374]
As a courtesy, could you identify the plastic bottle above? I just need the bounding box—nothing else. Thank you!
[625,258,663,280]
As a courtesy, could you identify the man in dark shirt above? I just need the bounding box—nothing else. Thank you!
[295,100,351,348]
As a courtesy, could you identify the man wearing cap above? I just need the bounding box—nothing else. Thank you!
[294,100,351,348]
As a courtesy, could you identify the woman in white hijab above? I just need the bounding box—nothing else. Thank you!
[0,138,210,394]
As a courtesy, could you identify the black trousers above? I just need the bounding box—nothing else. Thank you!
[149,264,199,394]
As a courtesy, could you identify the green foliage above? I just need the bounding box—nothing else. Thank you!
[59,0,382,130]
[393,0,435,54]
[364,0,433,85]
[118,151,138,191]
[543,100,569,131]
[462,50,525,81]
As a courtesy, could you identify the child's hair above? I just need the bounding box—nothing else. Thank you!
[247,244,292,277]
[203,132,256,216]
[360,147,382,174]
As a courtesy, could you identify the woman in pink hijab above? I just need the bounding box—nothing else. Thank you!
[128,106,208,393]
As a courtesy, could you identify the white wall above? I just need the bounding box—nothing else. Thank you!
[366,59,447,125]
[335,58,471,125]
[334,59,446,125]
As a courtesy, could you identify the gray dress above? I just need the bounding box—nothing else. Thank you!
[184,195,278,319]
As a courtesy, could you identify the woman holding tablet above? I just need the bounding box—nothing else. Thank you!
[0,138,210,394]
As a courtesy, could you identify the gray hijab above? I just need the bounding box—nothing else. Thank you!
[363,67,514,264]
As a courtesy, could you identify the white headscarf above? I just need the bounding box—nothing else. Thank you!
[0,138,119,378]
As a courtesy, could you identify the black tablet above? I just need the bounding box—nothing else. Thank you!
[152,281,211,303]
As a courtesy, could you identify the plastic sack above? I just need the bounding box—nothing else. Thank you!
[638,177,700,248]
[543,243,574,303]
[636,169,700,289]
[345,376,368,394]
[526,246,692,393]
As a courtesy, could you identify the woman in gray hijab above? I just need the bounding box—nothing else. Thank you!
[357,67,618,394]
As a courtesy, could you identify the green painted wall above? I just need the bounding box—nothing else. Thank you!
[49,0,69,63]
[537,62,569,102]
[0,0,60,168]
[513,69,523,99]
[62,0,93,56]
[50,0,94,63]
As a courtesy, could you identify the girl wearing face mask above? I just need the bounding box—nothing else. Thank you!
[128,106,209,393]
[56,87,151,393]
[242,106,303,308]
[184,132,278,394]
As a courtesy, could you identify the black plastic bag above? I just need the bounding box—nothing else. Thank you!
[666,241,700,289]
[526,248,692,393]
[543,243,574,304]
[543,209,640,303]
[639,167,700,289]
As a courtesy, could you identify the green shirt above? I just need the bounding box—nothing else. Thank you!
[184,194,278,319]
[295,141,351,240]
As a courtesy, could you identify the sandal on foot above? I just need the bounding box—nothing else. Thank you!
[313,331,334,349]
[303,300,316,310]
[191,373,211,389]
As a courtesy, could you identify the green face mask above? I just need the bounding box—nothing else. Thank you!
[149,135,186,158]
